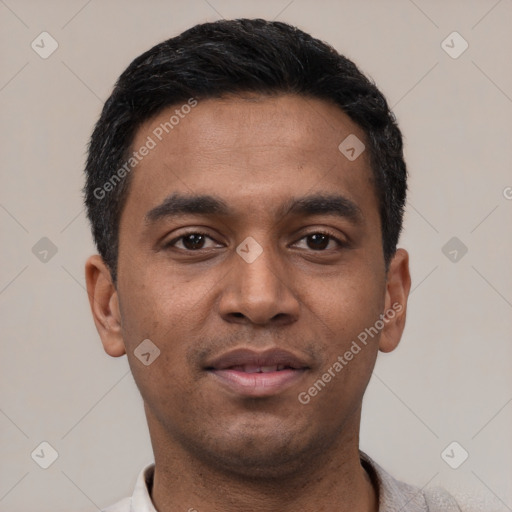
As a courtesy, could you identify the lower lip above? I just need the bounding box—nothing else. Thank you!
[208,369,307,397]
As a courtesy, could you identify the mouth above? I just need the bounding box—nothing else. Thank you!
[205,348,310,397]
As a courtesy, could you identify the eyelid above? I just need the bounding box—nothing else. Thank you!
[164,228,347,251]
[291,229,347,248]
[165,230,222,249]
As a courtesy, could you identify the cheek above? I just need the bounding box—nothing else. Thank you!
[299,259,384,403]
[298,280,382,417]
[116,278,188,393]
[308,261,385,340]
[123,331,195,426]
[117,261,189,339]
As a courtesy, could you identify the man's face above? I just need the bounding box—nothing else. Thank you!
[90,94,409,477]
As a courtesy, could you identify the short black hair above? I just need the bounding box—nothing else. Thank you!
[84,18,407,284]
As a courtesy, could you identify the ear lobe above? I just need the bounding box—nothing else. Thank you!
[85,255,126,357]
[379,248,411,353]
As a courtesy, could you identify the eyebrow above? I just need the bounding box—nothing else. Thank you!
[144,192,363,225]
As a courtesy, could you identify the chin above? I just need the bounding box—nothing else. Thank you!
[183,418,331,480]
[201,444,310,480]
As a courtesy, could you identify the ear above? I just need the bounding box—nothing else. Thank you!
[85,255,126,357]
[378,248,411,353]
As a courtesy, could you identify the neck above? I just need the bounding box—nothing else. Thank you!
[146,406,378,512]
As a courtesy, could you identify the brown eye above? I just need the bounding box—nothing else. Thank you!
[294,232,343,251]
[181,233,206,250]
[166,232,220,251]
[306,233,330,250]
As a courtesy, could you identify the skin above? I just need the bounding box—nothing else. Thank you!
[85,93,411,512]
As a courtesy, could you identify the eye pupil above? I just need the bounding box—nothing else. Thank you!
[173,232,337,252]
[183,234,205,250]
[307,233,329,250]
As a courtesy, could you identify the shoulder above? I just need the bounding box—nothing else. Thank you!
[360,451,471,512]
[101,496,131,512]
[101,462,155,512]
[423,486,464,511]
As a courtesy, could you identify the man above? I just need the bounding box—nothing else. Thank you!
[84,18,465,512]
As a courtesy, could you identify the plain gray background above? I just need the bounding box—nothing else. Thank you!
[1,0,511,510]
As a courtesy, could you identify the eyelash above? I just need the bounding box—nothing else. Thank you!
[165,230,346,251]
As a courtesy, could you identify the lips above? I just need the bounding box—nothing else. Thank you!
[205,348,309,371]
[228,364,292,373]
[205,348,310,397]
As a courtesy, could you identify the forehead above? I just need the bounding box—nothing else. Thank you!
[133,93,367,161]
[122,93,376,224]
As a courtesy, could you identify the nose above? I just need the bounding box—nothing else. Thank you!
[218,239,300,327]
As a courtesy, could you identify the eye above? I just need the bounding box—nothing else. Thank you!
[294,231,345,251]
[164,230,346,252]
[165,232,221,251]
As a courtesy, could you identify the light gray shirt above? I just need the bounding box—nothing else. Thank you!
[102,451,465,511]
